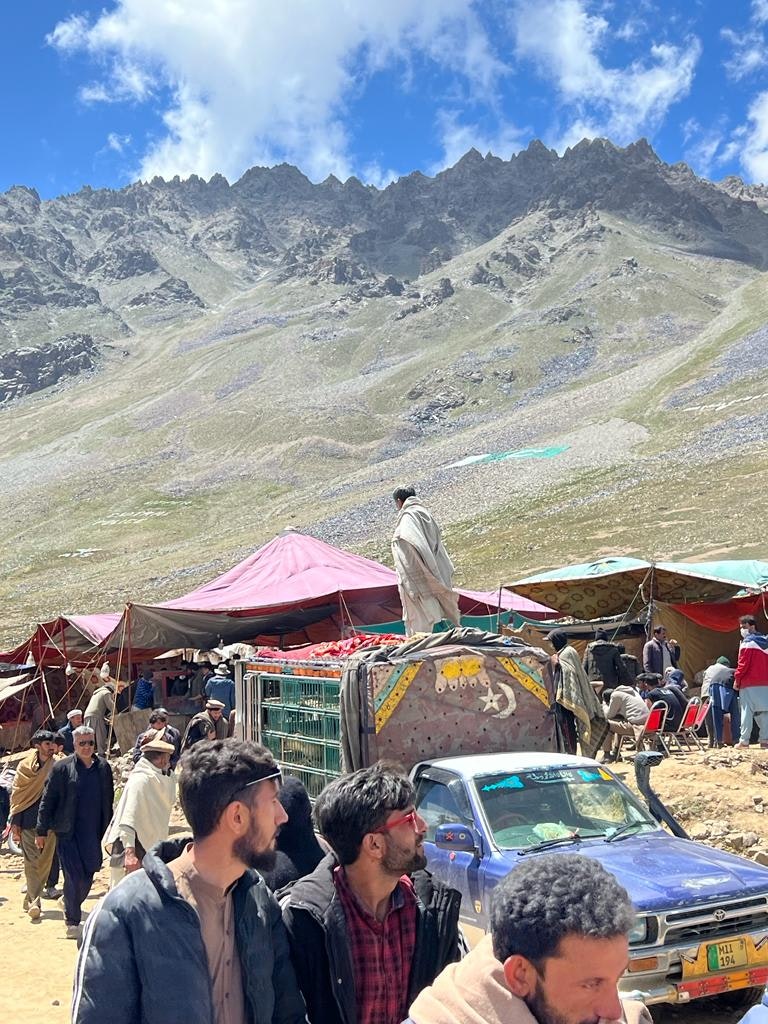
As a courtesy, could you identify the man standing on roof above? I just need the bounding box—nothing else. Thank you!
[205,663,236,718]
[735,615,768,748]
[391,487,461,635]
[9,730,59,920]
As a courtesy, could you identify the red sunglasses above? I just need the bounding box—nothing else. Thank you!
[373,810,421,834]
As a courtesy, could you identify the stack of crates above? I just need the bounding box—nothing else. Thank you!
[258,668,342,800]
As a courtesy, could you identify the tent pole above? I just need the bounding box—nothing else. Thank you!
[126,605,133,683]
[496,585,503,634]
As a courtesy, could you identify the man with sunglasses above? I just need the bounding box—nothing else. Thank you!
[281,761,463,1024]
[36,724,114,938]
[72,739,307,1024]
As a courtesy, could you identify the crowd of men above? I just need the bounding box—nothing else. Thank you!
[4,602,768,1023]
[549,613,768,761]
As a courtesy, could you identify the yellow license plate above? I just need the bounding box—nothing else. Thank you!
[706,939,748,972]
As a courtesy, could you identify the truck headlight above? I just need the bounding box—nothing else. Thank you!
[628,917,649,945]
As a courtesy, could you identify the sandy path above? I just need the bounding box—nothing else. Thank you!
[0,849,110,1020]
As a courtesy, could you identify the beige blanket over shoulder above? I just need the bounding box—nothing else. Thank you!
[392,497,461,634]
[103,756,176,855]
[409,934,651,1024]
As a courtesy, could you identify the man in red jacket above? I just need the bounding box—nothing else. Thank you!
[734,615,768,749]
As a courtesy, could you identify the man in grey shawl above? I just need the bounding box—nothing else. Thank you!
[547,629,609,758]
[391,487,461,634]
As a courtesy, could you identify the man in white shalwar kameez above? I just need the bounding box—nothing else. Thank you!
[391,487,461,634]
[103,737,177,887]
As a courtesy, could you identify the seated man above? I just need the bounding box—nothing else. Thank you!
[601,684,650,762]
[637,673,687,732]
[406,853,649,1024]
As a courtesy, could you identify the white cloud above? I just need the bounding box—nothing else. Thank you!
[106,132,132,153]
[512,0,700,149]
[722,0,768,80]
[47,0,506,184]
[431,110,528,171]
[680,118,728,177]
[739,91,768,183]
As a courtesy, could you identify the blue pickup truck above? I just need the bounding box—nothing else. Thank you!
[412,751,768,1007]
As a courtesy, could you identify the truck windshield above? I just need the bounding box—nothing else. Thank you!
[474,766,658,850]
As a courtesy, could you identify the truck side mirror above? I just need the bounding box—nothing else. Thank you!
[434,822,479,855]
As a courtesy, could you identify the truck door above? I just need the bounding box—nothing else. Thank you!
[413,767,484,932]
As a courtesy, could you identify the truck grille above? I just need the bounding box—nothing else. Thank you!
[661,895,768,946]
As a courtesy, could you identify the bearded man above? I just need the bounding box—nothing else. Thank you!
[406,853,650,1024]
[282,762,463,1024]
[9,730,59,919]
[72,739,306,1024]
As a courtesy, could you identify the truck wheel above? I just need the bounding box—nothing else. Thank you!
[714,987,763,1012]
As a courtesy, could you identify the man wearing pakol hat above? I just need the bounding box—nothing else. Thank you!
[9,730,59,919]
[72,739,306,1024]
[132,708,182,768]
[103,737,177,888]
[59,709,83,755]
[182,698,228,751]
[204,662,236,718]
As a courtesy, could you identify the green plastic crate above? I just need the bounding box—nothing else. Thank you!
[263,674,341,709]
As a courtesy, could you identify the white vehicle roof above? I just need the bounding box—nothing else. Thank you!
[419,751,603,777]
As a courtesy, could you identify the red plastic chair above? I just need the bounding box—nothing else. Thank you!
[627,700,669,757]
[668,696,701,753]
[685,695,711,752]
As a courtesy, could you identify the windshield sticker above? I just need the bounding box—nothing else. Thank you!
[481,775,524,791]
[481,768,613,790]
[526,769,576,784]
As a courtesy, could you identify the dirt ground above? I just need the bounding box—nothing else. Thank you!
[1,749,766,1023]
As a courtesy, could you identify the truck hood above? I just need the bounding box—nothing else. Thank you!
[498,833,768,910]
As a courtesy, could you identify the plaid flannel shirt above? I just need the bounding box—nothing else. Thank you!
[333,866,417,1024]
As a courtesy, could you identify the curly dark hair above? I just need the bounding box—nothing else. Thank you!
[491,854,635,965]
[178,738,279,839]
[314,761,414,865]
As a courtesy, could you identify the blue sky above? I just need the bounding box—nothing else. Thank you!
[2,0,768,199]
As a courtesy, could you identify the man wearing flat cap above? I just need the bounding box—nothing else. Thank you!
[73,739,305,1024]
[182,698,228,751]
[59,709,83,755]
[103,737,177,888]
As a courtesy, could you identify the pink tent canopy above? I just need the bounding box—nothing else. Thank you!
[3,531,556,664]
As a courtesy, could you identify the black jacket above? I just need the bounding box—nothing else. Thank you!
[59,721,76,755]
[72,837,308,1024]
[281,855,463,1024]
[582,640,626,687]
[36,754,113,840]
